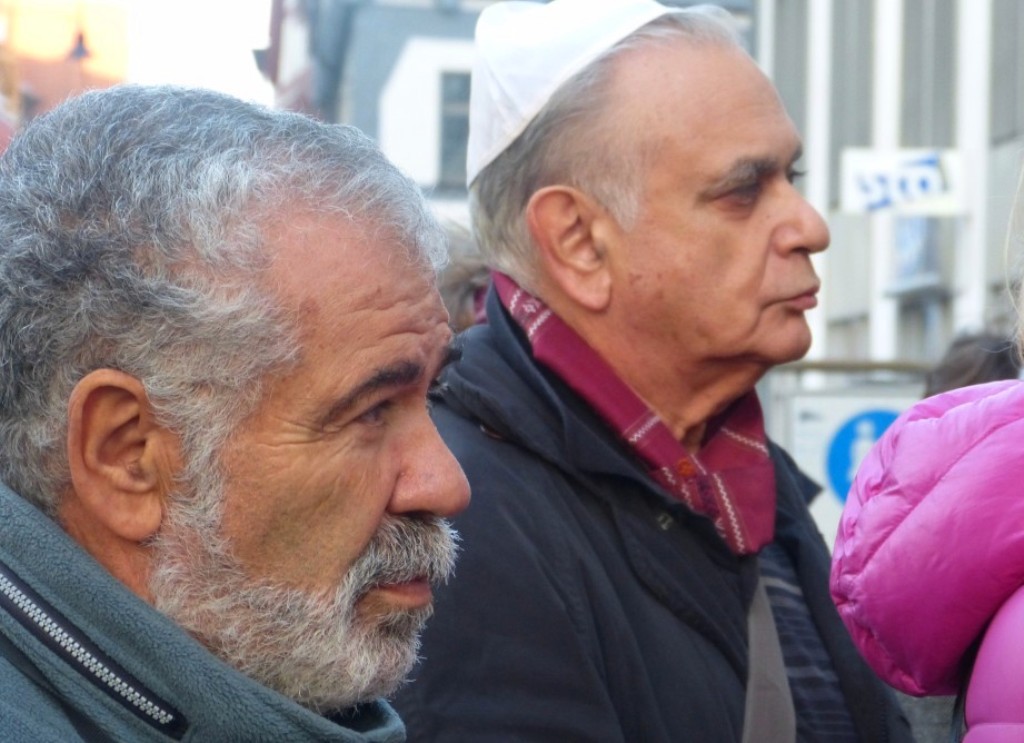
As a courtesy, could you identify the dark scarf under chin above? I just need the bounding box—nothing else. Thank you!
[493,271,775,555]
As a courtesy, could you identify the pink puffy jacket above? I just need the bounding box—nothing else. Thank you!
[831,380,1024,742]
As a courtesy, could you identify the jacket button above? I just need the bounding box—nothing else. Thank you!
[656,512,674,531]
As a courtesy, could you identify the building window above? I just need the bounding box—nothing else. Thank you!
[901,0,956,147]
[438,71,470,191]
[829,0,873,205]
[772,0,809,147]
[991,0,1024,143]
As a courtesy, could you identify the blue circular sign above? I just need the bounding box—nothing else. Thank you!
[826,409,900,502]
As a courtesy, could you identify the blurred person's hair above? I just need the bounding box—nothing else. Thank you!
[924,332,1021,398]
[469,7,741,292]
[439,222,489,331]
[0,85,447,516]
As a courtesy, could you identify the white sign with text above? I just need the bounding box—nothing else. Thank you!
[841,148,964,215]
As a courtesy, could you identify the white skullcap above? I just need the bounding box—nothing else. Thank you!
[467,0,699,187]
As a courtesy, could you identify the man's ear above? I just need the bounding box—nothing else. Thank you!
[64,369,177,545]
[526,185,613,312]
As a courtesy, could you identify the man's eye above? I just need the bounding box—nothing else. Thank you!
[726,182,761,205]
[787,168,807,184]
[356,400,392,426]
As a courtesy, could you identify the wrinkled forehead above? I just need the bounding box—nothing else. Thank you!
[264,202,434,269]
[262,210,438,308]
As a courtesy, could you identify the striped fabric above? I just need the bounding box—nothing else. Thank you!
[492,272,776,555]
[760,542,859,741]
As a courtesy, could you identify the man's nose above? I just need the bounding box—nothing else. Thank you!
[388,418,470,518]
[778,186,830,255]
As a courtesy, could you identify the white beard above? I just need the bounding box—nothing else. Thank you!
[148,469,458,713]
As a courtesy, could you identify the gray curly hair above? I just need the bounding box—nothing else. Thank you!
[0,85,447,515]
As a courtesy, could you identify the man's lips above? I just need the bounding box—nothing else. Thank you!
[367,577,433,609]
[783,287,819,310]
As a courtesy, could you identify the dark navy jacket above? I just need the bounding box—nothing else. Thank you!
[394,291,910,742]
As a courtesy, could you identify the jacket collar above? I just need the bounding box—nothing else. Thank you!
[445,287,656,486]
[0,482,403,741]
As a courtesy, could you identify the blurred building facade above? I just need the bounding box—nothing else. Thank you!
[0,0,127,122]
[0,0,272,135]
[765,0,1024,365]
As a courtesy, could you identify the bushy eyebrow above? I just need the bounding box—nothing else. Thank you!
[318,339,461,428]
[700,145,804,200]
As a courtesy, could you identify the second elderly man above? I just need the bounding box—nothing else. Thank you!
[393,1,912,741]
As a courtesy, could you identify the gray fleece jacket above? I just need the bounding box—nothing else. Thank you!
[0,481,405,742]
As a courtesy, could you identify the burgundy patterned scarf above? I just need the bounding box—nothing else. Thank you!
[494,272,776,555]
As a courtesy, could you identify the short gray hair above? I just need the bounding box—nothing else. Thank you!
[0,85,447,515]
[470,6,742,290]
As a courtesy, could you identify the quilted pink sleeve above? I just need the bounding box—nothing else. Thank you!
[831,381,1024,696]
[964,584,1024,740]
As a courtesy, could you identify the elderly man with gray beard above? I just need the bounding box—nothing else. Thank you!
[0,85,469,741]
